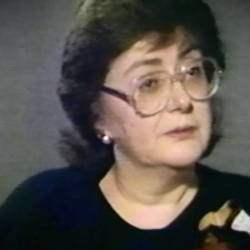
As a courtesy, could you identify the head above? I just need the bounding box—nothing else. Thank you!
[58,0,225,169]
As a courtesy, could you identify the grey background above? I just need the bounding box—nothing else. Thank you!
[0,0,249,204]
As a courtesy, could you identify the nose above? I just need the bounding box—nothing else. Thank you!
[165,80,193,113]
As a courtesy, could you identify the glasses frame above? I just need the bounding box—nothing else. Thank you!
[101,57,223,117]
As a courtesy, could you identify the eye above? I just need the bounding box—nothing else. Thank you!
[186,65,203,77]
[139,78,161,91]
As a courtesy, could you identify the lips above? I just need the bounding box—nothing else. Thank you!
[164,125,196,139]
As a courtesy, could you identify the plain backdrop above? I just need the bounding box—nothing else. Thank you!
[0,0,250,203]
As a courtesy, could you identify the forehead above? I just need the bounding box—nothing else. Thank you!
[132,28,196,54]
[108,29,201,75]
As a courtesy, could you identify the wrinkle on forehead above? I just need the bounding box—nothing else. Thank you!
[131,27,197,55]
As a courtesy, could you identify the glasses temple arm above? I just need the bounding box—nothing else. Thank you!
[101,86,131,103]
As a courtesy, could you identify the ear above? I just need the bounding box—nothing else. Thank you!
[94,116,105,136]
[92,99,105,135]
[94,118,114,144]
[92,99,113,139]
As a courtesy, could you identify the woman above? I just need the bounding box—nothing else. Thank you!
[1,0,250,249]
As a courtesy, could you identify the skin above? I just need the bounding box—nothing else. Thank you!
[96,31,213,229]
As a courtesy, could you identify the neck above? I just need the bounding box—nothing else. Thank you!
[102,155,199,206]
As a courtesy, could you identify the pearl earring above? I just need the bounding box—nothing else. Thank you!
[102,135,112,144]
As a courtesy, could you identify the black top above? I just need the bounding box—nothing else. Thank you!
[1,164,250,250]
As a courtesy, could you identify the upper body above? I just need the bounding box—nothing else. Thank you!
[1,164,250,250]
[0,0,248,249]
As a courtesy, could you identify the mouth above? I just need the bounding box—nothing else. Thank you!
[164,125,196,139]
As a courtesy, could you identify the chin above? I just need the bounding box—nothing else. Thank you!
[165,157,199,169]
[156,142,205,168]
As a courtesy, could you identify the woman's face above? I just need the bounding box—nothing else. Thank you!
[97,34,212,168]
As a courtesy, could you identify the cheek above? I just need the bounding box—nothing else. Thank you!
[102,98,155,148]
[115,119,157,164]
[195,102,212,144]
[102,98,142,139]
[115,114,153,145]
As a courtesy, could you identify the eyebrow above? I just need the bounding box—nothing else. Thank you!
[124,58,162,76]
[178,44,201,59]
[124,44,200,76]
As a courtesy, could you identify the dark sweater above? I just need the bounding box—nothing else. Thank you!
[1,165,250,250]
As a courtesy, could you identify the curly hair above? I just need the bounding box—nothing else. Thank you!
[57,0,226,169]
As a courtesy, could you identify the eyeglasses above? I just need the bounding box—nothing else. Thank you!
[101,57,223,117]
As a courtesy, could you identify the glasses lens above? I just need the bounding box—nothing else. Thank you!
[134,72,171,115]
[182,58,221,100]
[133,58,221,116]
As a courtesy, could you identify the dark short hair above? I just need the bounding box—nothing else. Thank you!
[57,0,226,169]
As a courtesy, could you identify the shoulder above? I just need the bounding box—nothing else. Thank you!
[0,166,101,228]
[198,164,250,188]
[198,164,250,208]
[0,166,104,248]
[1,166,96,205]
